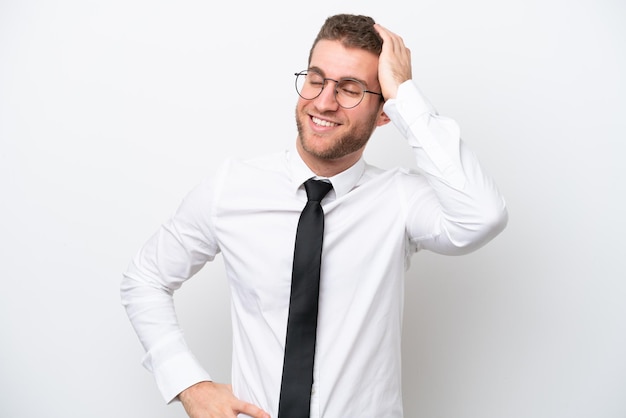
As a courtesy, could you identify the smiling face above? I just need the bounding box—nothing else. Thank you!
[295,39,390,176]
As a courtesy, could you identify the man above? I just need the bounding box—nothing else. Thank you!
[121,14,508,418]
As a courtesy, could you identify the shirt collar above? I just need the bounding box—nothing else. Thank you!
[288,147,365,199]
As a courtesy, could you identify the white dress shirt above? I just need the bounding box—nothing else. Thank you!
[121,80,508,417]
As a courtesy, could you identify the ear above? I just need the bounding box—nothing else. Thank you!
[375,110,391,127]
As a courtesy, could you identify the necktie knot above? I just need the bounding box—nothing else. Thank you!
[304,179,332,202]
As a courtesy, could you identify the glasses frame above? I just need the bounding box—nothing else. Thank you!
[294,70,384,109]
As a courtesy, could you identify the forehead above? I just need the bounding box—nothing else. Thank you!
[309,39,379,83]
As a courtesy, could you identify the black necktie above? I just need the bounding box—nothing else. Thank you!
[278,178,333,418]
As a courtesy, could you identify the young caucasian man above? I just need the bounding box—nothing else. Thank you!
[121,13,508,418]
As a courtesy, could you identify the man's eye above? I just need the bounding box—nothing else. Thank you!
[339,83,361,97]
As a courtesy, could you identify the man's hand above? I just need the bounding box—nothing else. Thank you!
[374,23,413,101]
[178,381,270,418]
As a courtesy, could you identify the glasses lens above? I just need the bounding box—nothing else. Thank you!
[296,71,324,100]
[335,79,365,109]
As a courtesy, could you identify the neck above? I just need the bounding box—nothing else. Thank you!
[296,140,363,178]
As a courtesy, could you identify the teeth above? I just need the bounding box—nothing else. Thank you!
[312,117,337,127]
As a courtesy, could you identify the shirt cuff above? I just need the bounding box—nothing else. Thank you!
[384,80,466,189]
[155,351,213,403]
[383,80,436,135]
[141,331,213,403]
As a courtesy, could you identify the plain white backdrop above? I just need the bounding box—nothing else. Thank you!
[1,0,624,417]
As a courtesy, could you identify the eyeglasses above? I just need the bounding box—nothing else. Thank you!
[294,70,384,109]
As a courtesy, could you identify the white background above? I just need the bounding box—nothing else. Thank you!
[1,0,625,417]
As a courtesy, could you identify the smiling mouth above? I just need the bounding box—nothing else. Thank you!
[312,116,338,128]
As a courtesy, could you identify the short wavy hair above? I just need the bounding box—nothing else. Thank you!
[308,14,383,65]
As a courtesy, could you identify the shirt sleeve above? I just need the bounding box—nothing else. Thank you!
[383,80,508,255]
[120,172,222,403]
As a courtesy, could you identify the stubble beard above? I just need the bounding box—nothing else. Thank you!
[295,106,378,161]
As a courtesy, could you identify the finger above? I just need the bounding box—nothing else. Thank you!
[374,24,404,51]
[373,23,387,38]
[376,25,411,64]
[235,400,271,418]
[374,24,395,52]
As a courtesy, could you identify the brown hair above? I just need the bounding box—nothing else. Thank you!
[308,14,383,65]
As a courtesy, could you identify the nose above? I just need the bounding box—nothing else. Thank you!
[313,80,340,112]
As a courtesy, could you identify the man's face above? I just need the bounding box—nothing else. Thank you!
[295,39,388,167]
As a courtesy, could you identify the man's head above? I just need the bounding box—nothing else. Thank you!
[295,14,390,176]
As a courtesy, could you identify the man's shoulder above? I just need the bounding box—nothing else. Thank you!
[361,162,424,183]
[226,150,288,173]
[212,151,291,192]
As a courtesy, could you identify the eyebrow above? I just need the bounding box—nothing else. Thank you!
[308,66,371,87]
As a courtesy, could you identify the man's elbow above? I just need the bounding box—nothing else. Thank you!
[445,203,508,255]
